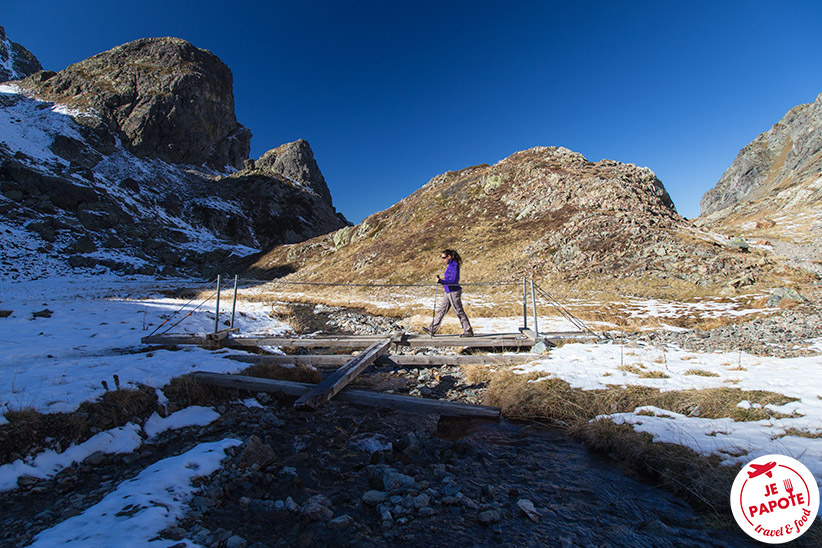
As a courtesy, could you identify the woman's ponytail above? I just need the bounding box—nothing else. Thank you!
[443,249,462,265]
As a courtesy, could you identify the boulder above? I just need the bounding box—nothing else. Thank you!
[66,236,97,254]
[765,287,808,307]
[726,236,750,252]
[517,498,540,522]
[237,435,277,470]
[300,494,333,521]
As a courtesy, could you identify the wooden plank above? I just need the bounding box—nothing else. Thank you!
[542,333,601,343]
[190,371,500,419]
[141,334,386,349]
[519,328,538,342]
[143,331,596,349]
[294,338,392,411]
[405,334,534,347]
[232,336,389,349]
[142,334,205,345]
[227,353,537,367]
[206,328,240,343]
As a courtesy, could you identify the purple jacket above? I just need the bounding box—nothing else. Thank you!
[439,260,461,293]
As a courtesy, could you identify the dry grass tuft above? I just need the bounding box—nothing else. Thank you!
[240,362,322,384]
[88,385,158,424]
[268,303,327,334]
[461,364,495,384]
[0,408,86,464]
[638,370,670,379]
[684,369,721,377]
[483,372,778,422]
[164,375,237,407]
[781,427,822,439]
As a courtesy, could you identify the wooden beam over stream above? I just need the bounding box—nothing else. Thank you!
[190,371,501,419]
[293,338,391,411]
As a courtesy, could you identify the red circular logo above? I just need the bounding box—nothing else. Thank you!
[731,454,819,543]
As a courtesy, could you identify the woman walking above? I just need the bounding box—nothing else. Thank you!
[425,249,473,337]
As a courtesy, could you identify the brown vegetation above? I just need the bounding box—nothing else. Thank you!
[481,369,799,514]
[239,362,322,384]
[0,385,158,465]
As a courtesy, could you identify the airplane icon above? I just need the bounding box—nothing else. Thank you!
[747,461,777,479]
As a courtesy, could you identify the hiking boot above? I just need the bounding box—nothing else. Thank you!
[422,327,435,335]
[460,332,474,338]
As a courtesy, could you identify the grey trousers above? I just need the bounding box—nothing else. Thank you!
[430,289,473,334]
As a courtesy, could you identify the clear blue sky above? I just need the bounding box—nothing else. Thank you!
[4,1,821,223]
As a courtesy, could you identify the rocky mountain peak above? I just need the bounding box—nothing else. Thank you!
[489,146,677,217]
[254,139,334,206]
[698,92,822,245]
[16,36,250,170]
[0,25,43,81]
[701,93,822,216]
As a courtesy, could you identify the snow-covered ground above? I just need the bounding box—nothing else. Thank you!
[1,273,820,547]
[0,274,288,545]
[0,276,288,418]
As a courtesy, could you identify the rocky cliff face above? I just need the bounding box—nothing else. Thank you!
[699,93,822,244]
[0,34,348,280]
[16,37,250,170]
[0,26,42,81]
[250,146,788,290]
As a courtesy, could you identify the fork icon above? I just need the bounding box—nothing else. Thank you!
[784,478,794,496]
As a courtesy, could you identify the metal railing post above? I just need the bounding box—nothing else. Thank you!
[522,276,528,329]
[230,274,239,329]
[214,274,222,333]
[530,278,539,338]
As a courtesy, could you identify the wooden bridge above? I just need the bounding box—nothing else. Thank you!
[141,329,595,350]
[143,327,597,420]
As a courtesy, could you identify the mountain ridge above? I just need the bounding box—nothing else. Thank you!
[246,145,802,293]
[0,31,348,280]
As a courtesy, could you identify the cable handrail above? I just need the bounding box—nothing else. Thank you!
[157,290,219,335]
[142,274,604,340]
[238,278,521,288]
[533,282,604,339]
[145,276,218,337]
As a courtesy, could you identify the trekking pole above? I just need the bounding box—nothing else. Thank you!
[230,274,239,329]
[430,284,439,332]
[530,277,539,339]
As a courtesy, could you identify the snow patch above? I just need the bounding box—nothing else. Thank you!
[0,423,143,492]
[27,438,240,547]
